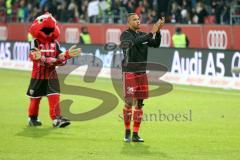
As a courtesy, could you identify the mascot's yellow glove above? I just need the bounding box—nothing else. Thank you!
[58,45,81,60]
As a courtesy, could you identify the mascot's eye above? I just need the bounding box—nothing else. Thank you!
[39,19,43,23]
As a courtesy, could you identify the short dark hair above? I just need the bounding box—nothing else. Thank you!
[127,13,137,18]
[127,13,137,22]
[176,27,182,33]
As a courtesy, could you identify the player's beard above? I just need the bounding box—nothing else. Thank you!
[129,23,140,31]
[134,24,140,30]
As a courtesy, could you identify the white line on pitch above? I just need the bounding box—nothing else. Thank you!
[175,86,240,96]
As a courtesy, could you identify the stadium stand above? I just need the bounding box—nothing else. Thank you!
[0,0,239,24]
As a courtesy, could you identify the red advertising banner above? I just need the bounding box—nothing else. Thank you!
[7,23,30,41]
[0,23,239,50]
[202,25,233,50]
[232,26,240,50]
[180,25,203,48]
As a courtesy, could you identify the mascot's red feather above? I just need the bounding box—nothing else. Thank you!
[26,12,81,127]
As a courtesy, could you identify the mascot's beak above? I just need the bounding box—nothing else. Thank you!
[41,28,54,36]
[40,17,55,36]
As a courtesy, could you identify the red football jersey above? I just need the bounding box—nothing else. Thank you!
[29,39,66,79]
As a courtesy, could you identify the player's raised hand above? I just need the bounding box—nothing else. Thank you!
[151,17,165,34]
[158,17,165,30]
[151,23,159,34]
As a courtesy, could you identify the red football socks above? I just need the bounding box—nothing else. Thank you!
[133,108,143,133]
[28,98,41,117]
[48,94,61,120]
[123,107,132,129]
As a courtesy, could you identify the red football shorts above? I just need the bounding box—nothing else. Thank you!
[123,72,148,99]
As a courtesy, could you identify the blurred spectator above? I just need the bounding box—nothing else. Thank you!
[135,1,143,16]
[194,1,208,24]
[169,1,181,23]
[88,0,99,23]
[213,0,231,24]
[67,0,79,22]
[79,0,89,23]
[180,9,191,24]
[99,0,111,23]
[6,0,12,22]
[140,8,148,23]
[158,0,168,18]
[172,27,189,48]
[182,0,192,11]
[80,26,92,44]
[23,3,31,22]
[40,0,47,9]
[147,10,158,24]
[28,3,41,22]
[44,0,58,17]
[112,0,121,23]
[0,0,6,22]
[17,0,25,22]
[57,1,68,22]
[125,1,134,13]
[11,0,20,22]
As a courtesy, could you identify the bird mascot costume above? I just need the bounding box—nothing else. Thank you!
[26,12,80,127]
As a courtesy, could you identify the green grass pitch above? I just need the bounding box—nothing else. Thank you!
[0,69,239,160]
